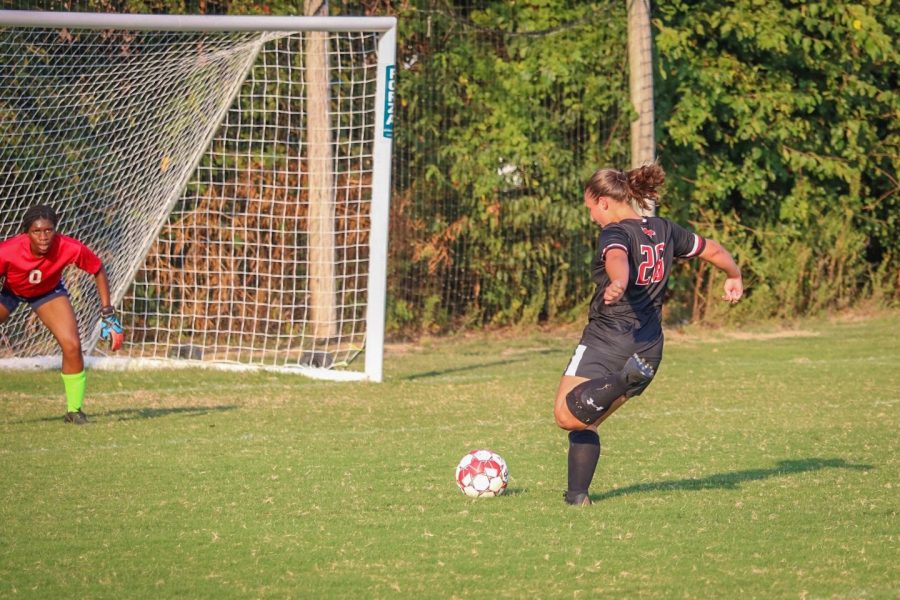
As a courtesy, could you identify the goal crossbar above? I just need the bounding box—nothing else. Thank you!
[0,10,397,33]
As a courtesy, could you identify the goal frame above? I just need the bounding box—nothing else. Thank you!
[0,10,397,382]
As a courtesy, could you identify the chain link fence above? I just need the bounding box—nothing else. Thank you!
[364,1,631,333]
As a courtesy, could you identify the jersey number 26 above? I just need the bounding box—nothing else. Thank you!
[636,243,665,285]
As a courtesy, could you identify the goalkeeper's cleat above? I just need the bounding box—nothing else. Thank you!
[622,353,655,386]
[99,307,125,351]
[64,410,88,425]
[563,491,592,506]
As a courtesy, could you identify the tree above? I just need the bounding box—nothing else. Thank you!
[654,0,898,318]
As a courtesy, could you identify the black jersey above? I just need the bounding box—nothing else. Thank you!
[580,216,705,349]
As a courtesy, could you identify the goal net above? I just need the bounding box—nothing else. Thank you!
[0,11,396,381]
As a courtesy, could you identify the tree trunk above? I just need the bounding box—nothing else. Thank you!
[627,0,656,214]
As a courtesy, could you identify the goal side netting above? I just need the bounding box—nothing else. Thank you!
[0,11,396,381]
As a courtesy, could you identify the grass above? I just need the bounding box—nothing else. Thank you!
[0,313,897,598]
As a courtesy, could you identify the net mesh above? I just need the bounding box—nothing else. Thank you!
[0,24,384,376]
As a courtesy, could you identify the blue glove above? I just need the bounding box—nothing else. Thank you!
[99,306,124,351]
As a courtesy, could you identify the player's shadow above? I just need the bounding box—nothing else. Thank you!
[591,458,871,503]
[20,405,237,424]
[102,405,238,421]
[403,349,559,380]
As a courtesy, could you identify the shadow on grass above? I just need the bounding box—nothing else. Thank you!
[403,349,559,380]
[592,458,872,503]
[19,405,238,424]
[101,405,239,422]
[458,487,528,499]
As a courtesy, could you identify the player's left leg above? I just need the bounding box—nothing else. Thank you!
[556,342,661,505]
[32,294,88,423]
[555,373,601,504]
[564,425,600,505]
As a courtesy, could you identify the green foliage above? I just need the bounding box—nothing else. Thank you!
[387,0,898,332]
[2,0,895,333]
[654,0,899,319]
[386,2,631,331]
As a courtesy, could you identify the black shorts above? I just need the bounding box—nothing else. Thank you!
[0,281,69,314]
[562,336,664,398]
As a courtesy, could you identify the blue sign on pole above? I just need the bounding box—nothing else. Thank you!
[383,65,395,139]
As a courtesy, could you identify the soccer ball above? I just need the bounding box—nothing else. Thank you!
[455,449,509,497]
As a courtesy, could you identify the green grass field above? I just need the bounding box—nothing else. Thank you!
[1,313,897,598]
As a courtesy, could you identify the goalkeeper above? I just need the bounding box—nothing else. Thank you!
[554,164,743,506]
[0,204,124,424]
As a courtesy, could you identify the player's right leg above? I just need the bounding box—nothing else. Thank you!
[32,294,83,373]
[32,294,88,424]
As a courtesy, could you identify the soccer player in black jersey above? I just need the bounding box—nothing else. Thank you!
[554,164,743,505]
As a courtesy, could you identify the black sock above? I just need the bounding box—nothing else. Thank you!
[566,430,601,498]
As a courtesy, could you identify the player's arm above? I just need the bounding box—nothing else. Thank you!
[698,239,743,304]
[94,265,113,309]
[603,247,629,304]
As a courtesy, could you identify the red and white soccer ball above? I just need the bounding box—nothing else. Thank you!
[455,449,509,497]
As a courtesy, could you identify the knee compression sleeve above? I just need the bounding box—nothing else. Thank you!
[565,374,626,425]
[565,354,655,425]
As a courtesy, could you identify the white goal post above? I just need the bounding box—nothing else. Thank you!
[0,11,396,381]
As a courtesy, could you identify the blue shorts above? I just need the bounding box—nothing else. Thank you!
[0,281,70,314]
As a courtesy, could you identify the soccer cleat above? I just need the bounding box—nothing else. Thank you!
[563,491,592,506]
[63,410,88,425]
[622,353,655,386]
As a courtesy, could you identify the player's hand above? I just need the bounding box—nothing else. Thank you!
[603,279,627,304]
[723,277,743,304]
[99,306,124,351]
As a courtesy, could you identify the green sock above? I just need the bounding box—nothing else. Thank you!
[61,370,86,413]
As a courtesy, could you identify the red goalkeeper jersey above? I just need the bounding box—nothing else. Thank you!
[0,233,102,298]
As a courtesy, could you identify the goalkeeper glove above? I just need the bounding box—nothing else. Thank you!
[99,306,124,351]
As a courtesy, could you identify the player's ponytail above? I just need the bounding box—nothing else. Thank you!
[21,204,59,233]
[584,163,665,212]
[625,164,665,212]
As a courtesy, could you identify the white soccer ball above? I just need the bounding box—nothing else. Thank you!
[455,449,509,497]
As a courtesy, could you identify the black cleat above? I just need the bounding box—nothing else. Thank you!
[563,491,592,506]
[623,353,655,386]
[63,410,88,425]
